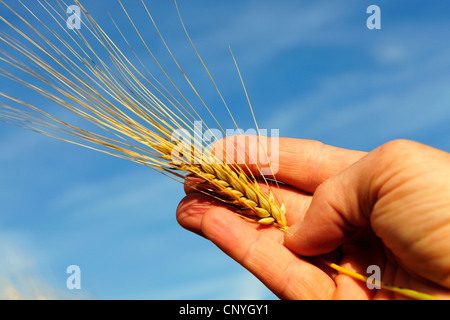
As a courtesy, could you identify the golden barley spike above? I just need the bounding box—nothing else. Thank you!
[0,0,441,299]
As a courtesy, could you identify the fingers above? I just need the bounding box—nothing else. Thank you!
[284,139,450,260]
[179,178,313,233]
[211,136,366,193]
[176,193,218,237]
[283,148,376,256]
[180,135,366,238]
[177,194,335,299]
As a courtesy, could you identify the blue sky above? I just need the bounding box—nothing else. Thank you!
[0,0,449,299]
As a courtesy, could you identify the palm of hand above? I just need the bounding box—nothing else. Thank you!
[176,138,450,299]
[177,185,443,299]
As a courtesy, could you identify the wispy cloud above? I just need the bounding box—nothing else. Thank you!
[258,11,450,150]
[50,170,180,223]
[1,0,449,300]
[188,0,354,68]
[134,271,275,300]
[0,230,90,299]
[0,129,49,161]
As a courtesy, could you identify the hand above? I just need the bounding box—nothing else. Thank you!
[176,137,450,299]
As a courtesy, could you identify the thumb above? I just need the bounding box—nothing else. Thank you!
[284,146,379,256]
[284,139,450,292]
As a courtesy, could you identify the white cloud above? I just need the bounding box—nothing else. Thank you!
[268,70,450,140]
[193,1,352,67]
[133,270,275,300]
[50,168,181,224]
[0,129,48,161]
[0,231,83,299]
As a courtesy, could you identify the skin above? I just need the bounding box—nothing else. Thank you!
[176,137,450,299]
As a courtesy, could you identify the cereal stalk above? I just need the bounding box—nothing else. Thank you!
[0,0,440,300]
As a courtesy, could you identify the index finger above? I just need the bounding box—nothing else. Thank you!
[211,136,366,193]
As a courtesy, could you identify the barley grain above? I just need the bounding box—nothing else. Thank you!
[0,0,439,300]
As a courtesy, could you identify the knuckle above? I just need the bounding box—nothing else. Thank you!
[374,139,418,166]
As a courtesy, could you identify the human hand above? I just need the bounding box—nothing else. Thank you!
[176,137,450,299]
